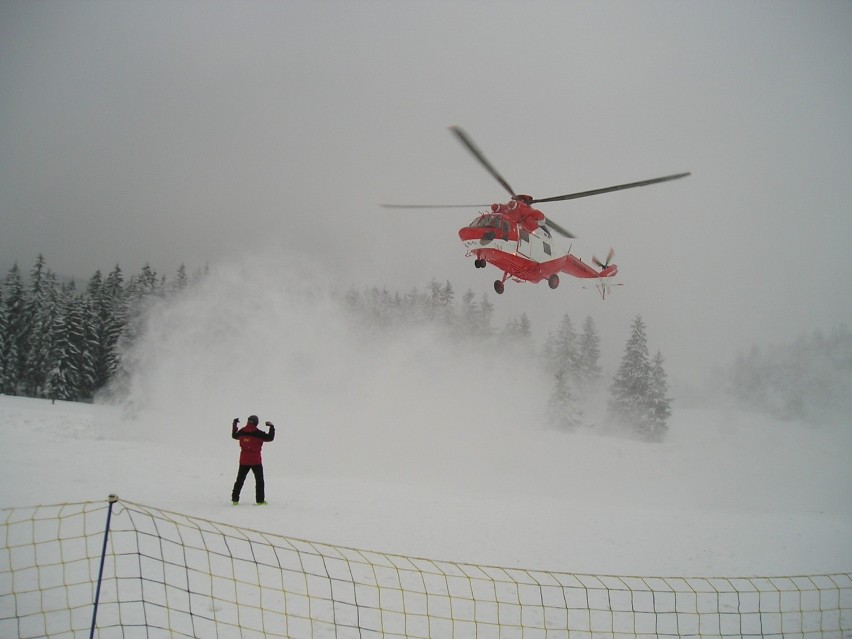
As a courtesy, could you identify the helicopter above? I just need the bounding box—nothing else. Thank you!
[384,126,690,297]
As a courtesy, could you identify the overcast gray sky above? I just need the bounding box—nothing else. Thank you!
[2,0,851,377]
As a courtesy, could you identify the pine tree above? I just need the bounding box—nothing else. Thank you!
[0,285,7,393]
[22,256,52,395]
[454,289,495,341]
[426,279,455,329]
[547,369,583,430]
[647,350,672,441]
[44,288,82,401]
[518,313,532,338]
[456,289,478,340]
[103,265,128,381]
[134,263,159,297]
[577,316,603,390]
[1,265,26,394]
[69,293,95,398]
[544,314,580,378]
[86,271,112,391]
[608,315,659,439]
[542,313,586,429]
[502,313,532,346]
[477,293,494,339]
[174,263,188,292]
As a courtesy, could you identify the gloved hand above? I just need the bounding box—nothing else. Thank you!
[265,421,273,427]
[232,418,239,428]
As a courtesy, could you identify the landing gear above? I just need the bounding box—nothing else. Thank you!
[474,258,486,269]
[548,274,560,289]
[494,271,510,294]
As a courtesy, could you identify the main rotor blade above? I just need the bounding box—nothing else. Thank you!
[532,172,691,204]
[379,203,489,209]
[450,126,516,198]
[544,217,576,239]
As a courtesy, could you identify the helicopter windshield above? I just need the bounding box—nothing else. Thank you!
[469,214,501,228]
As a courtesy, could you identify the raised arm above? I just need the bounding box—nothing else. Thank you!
[264,421,276,442]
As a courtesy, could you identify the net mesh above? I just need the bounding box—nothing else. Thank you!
[2,499,850,638]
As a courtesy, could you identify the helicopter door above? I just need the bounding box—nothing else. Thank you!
[518,228,531,258]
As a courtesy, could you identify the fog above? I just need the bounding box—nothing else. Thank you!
[2,1,852,381]
[60,251,849,574]
[115,253,556,487]
[2,1,850,579]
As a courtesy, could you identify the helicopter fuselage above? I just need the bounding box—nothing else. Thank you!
[458,199,616,292]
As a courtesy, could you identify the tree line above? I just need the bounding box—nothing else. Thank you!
[722,325,852,421]
[0,255,207,402]
[1,259,672,440]
[344,280,672,440]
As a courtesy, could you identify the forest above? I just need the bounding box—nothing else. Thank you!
[0,256,207,404]
[2,256,847,440]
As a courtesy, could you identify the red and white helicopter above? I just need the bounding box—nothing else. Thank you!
[385,127,689,297]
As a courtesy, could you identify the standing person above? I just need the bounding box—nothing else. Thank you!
[231,415,275,505]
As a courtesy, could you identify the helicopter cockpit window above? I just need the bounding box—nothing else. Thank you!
[471,215,501,229]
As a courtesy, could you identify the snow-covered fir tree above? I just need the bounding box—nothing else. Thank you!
[502,313,533,350]
[577,316,603,391]
[85,271,111,391]
[174,263,188,292]
[647,350,672,441]
[456,289,479,340]
[476,292,494,340]
[73,291,98,398]
[543,313,586,428]
[428,279,455,328]
[547,369,583,430]
[608,315,670,440]
[44,288,81,401]
[0,285,7,393]
[102,265,128,382]
[22,256,53,395]
[1,265,26,394]
[543,313,579,377]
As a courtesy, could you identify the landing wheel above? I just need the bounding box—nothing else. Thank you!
[475,258,486,269]
[548,274,560,289]
[494,280,505,295]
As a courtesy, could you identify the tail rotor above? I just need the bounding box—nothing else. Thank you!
[592,248,615,271]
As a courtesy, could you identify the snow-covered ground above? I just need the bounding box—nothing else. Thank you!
[1,392,849,578]
[2,261,850,579]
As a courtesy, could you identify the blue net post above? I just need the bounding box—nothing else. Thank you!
[89,494,118,639]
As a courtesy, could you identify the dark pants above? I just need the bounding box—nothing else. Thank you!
[231,464,265,503]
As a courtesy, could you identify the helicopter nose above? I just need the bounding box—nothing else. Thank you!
[479,231,496,245]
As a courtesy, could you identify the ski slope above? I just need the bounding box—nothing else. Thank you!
[1,393,849,578]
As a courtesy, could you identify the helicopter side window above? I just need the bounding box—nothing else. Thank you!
[543,242,552,256]
[519,229,530,242]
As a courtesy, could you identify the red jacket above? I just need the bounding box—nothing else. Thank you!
[232,422,275,465]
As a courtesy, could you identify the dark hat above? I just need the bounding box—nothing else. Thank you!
[247,415,259,425]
